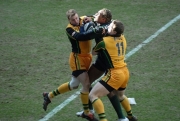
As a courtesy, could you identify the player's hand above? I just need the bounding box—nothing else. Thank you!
[93,26,105,34]
[83,17,92,23]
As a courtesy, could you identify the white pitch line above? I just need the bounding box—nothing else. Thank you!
[39,14,180,121]
[125,14,180,60]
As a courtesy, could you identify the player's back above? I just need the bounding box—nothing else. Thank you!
[103,34,127,68]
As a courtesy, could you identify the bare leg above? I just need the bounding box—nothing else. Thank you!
[88,65,104,109]
[89,82,109,121]
[88,65,104,84]
[77,72,91,115]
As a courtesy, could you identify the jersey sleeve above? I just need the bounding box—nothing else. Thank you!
[66,27,98,41]
[93,41,105,52]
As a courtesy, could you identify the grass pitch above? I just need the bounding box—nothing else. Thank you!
[0,0,180,121]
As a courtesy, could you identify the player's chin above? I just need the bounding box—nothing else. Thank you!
[73,22,79,26]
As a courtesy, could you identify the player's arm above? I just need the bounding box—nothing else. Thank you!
[66,26,104,41]
[93,40,105,52]
[92,36,103,55]
[83,15,94,23]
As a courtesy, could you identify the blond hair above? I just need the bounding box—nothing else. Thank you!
[66,9,77,19]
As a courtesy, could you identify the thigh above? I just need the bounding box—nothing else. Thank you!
[93,54,106,72]
[77,72,90,92]
[77,72,89,85]
[89,82,109,101]
[88,64,104,84]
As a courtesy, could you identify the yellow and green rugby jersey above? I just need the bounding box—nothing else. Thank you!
[93,34,127,69]
[66,16,91,54]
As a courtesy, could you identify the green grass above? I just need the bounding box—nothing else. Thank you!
[0,0,180,121]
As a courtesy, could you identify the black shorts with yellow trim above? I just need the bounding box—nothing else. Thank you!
[99,80,126,92]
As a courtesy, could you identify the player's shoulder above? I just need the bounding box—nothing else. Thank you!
[121,34,126,40]
[66,23,73,28]
[83,21,96,32]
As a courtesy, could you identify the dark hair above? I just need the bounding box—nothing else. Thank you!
[100,8,112,23]
[113,20,124,36]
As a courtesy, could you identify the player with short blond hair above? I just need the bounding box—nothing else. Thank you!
[42,9,105,121]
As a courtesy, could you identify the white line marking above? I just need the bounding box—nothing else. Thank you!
[39,14,180,121]
[125,14,180,60]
